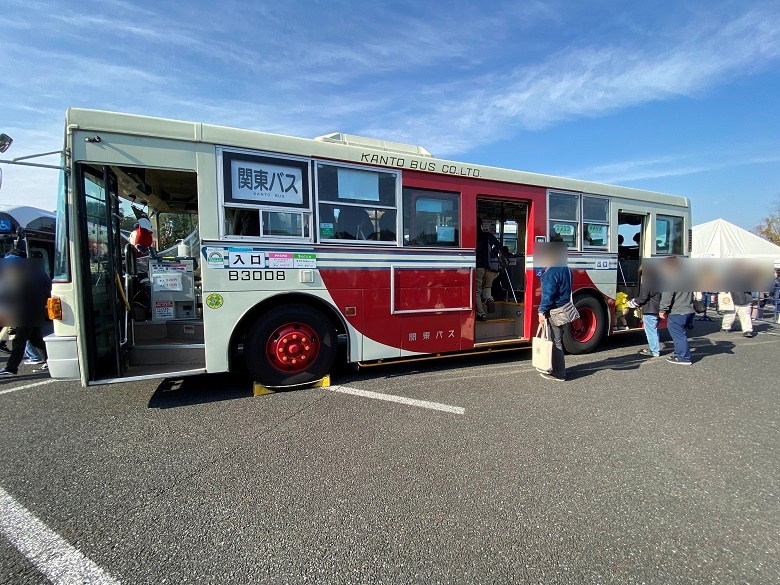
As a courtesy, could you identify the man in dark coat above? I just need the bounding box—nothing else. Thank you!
[475,218,503,320]
[0,251,51,376]
[629,287,662,357]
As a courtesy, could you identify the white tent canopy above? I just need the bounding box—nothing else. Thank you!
[692,218,780,268]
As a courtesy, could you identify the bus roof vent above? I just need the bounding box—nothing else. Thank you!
[314,132,434,158]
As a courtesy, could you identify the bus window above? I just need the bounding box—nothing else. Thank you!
[262,210,309,238]
[402,188,460,247]
[582,196,609,249]
[225,208,260,237]
[656,215,684,255]
[548,191,579,249]
[316,162,398,243]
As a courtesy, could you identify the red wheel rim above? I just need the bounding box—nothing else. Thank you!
[266,323,319,373]
[571,306,597,343]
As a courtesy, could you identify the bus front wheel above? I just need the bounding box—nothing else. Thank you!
[244,304,338,387]
[563,295,605,354]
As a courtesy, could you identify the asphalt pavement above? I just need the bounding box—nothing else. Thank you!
[1,316,779,584]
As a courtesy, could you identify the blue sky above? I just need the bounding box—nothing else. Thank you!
[2,0,779,230]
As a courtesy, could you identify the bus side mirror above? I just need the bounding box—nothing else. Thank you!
[0,134,12,154]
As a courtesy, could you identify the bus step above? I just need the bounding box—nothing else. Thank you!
[129,342,205,366]
[132,320,204,342]
[475,319,519,341]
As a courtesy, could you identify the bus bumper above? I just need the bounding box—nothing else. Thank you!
[43,335,80,381]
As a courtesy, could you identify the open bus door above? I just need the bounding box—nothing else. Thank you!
[474,198,528,344]
[617,211,649,330]
[77,164,127,381]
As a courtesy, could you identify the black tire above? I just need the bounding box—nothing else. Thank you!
[244,303,338,387]
[563,294,605,354]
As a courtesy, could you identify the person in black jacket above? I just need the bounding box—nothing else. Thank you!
[475,218,502,320]
[721,291,753,337]
[628,283,662,357]
[0,251,51,376]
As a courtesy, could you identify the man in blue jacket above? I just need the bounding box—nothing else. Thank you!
[537,244,571,381]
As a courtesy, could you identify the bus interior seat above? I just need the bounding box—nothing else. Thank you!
[336,206,372,240]
[376,210,396,241]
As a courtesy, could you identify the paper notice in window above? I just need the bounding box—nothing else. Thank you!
[153,273,183,292]
[154,301,174,319]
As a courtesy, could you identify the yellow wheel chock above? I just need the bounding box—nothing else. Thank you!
[253,374,331,396]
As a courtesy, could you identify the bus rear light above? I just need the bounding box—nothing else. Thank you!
[47,297,63,320]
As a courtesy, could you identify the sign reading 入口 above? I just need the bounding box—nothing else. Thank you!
[230,159,303,205]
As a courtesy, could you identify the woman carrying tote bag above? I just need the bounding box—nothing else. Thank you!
[537,244,576,382]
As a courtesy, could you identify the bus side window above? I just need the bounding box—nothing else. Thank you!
[316,162,399,244]
[402,188,460,247]
[225,208,260,237]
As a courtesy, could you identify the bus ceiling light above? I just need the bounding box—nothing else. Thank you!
[0,134,12,154]
[47,297,63,321]
[84,135,101,143]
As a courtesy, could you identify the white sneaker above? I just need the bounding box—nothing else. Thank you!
[24,359,44,365]
[34,363,49,372]
[0,368,17,376]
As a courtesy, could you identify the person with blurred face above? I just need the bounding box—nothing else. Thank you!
[537,243,570,381]
[628,266,662,357]
[0,250,51,376]
[721,291,754,337]
[659,257,695,366]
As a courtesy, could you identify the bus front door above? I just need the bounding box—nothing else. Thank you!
[78,164,126,381]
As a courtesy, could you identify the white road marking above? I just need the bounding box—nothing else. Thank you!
[0,486,120,584]
[330,385,465,415]
[0,379,55,396]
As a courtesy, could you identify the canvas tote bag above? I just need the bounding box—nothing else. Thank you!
[532,323,554,372]
[549,270,580,327]
[719,292,734,311]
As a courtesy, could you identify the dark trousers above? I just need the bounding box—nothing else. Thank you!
[548,322,566,378]
[666,314,691,362]
[5,326,47,373]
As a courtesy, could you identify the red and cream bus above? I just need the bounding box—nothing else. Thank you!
[42,109,690,386]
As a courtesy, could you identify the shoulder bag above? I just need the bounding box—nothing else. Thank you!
[549,269,580,326]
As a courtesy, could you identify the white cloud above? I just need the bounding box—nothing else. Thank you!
[361,3,780,155]
[563,150,780,184]
[2,0,780,210]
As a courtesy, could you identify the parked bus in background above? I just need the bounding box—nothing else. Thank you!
[0,204,56,276]
[39,109,690,386]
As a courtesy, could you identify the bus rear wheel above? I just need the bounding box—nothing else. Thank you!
[563,295,605,354]
[244,304,337,387]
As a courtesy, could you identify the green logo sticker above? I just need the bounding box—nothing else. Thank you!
[206,293,224,309]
